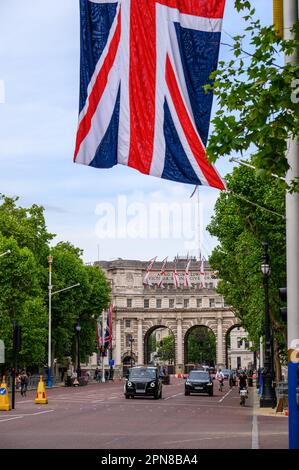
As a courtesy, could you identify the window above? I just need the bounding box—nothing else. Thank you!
[125,319,131,328]
[156,299,162,309]
[144,299,149,308]
[209,298,215,308]
[184,299,189,308]
[127,298,132,308]
[169,299,175,308]
[197,298,202,308]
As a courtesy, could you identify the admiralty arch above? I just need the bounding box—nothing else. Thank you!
[97,258,240,375]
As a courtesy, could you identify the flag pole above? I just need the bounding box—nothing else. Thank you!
[283,0,299,450]
[101,310,106,383]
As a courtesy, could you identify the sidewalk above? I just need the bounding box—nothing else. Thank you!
[252,387,288,418]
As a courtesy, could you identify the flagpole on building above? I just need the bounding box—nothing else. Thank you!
[283,0,299,450]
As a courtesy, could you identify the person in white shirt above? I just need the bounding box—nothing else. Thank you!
[215,369,225,391]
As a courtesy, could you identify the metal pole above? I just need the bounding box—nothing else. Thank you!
[260,243,274,407]
[101,311,106,383]
[11,321,16,410]
[77,326,81,379]
[284,0,299,450]
[47,256,53,387]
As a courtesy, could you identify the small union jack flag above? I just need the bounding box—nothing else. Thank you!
[74,0,226,189]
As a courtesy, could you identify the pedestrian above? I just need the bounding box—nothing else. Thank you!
[20,371,29,397]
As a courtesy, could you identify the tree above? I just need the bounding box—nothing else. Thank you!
[0,195,111,370]
[0,235,48,366]
[205,1,299,191]
[49,242,111,365]
[186,327,216,366]
[207,164,287,374]
[157,335,175,364]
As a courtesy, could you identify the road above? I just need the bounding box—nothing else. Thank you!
[0,378,288,449]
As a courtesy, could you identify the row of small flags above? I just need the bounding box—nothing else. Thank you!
[96,304,113,356]
[143,257,207,288]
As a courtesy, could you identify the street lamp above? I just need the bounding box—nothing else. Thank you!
[129,336,135,368]
[76,320,81,379]
[260,242,274,408]
[47,254,80,387]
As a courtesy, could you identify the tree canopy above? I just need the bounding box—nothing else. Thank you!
[207,164,286,369]
[206,1,299,191]
[0,195,111,370]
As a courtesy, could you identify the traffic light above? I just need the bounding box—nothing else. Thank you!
[279,287,287,323]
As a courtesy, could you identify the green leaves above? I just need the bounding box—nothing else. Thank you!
[206,2,299,190]
[207,164,287,361]
[0,196,111,368]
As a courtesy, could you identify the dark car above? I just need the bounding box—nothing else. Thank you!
[221,369,231,379]
[185,370,213,396]
[124,366,163,399]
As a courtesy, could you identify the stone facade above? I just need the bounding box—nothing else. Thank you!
[97,258,241,375]
[227,326,254,370]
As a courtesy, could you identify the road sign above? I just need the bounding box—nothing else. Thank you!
[0,340,4,364]
[0,388,7,395]
[109,359,115,367]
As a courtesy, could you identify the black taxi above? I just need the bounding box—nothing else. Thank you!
[124,366,163,399]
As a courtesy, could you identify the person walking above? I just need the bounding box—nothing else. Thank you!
[20,371,29,397]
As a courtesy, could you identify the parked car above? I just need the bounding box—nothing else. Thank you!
[124,366,163,399]
[185,370,214,396]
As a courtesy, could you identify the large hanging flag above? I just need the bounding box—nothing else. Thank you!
[97,306,113,355]
[104,304,113,350]
[184,259,192,287]
[143,256,157,285]
[158,257,168,288]
[74,0,226,189]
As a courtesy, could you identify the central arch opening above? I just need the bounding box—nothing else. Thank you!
[184,326,216,373]
[144,325,175,374]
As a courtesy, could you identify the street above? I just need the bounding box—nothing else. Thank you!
[0,379,288,449]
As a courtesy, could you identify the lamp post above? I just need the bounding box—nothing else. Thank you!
[47,255,53,387]
[47,254,80,387]
[129,336,135,368]
[260,242,274,408]
[76,321,81,379]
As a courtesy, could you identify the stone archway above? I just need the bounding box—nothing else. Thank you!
[143,324,175,373]
[224,323,242,368]
[184,325,216,373]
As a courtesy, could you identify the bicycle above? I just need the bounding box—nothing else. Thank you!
[219,379,224,392]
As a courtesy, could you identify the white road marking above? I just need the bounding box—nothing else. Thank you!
[164,392,183,401]
[252,414,259,449]
[218,389,232,403]
[0,410,54,423]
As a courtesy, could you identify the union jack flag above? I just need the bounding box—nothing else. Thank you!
[158,257,168,288]
[97,305,113,353]
[74,0,226,189]
[184,259,192,287]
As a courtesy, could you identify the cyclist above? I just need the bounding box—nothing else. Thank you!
[216,369,225,392]
[238,371,248,404]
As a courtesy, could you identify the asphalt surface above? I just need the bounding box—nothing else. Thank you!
[0,379,288,449]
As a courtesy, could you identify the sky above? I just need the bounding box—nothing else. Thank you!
[0,0,273,263]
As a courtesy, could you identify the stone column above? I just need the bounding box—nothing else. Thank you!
[137,318,144,365]
[216,317,224,367]
[176,318,183,374]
